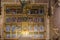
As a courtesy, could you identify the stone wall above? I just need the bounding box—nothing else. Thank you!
[53,7,60,29]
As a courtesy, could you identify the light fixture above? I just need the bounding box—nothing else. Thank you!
[20,0,28,3]
[19,0,30,13]
[19,0,28,8]
[21,31,29,36]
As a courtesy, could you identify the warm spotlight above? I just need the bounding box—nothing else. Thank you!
[21,31,29,36]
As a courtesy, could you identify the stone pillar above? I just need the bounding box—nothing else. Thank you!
[53,7,60,40]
